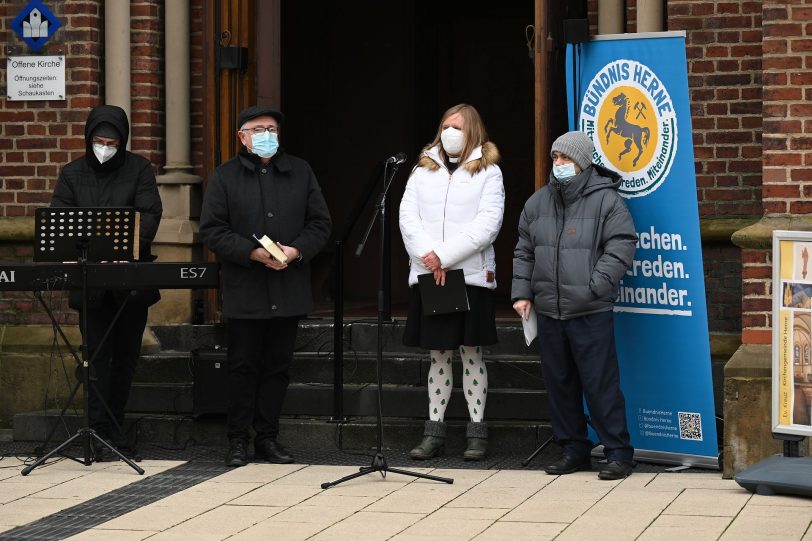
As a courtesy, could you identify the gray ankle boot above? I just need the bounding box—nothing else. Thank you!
[464,422,488,461]
[410,420,446,460]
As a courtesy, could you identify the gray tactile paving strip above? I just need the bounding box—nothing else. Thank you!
[0,460,229,541]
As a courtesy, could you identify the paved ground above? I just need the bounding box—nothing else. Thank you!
[0,448,811,540]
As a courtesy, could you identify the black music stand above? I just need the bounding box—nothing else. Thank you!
[22,207,144,476]
[321,159,453,489]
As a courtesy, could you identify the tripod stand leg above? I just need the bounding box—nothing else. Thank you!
[522,435,554,467]
[321,453,453,489]
[386,467,454,484]
[89,431,144,475]
[21,430,87,476]
[321,468,378,489]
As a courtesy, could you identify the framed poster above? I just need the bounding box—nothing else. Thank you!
[772,230,812,437]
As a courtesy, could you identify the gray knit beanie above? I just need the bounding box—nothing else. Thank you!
[550,131,594,171]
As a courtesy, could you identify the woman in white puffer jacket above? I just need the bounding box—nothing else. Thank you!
[399,103,505,461]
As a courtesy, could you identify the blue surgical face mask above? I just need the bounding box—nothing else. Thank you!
[251,131,279,158]
[553,162,577,182]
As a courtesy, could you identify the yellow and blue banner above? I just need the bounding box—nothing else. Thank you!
[567,32,718,467]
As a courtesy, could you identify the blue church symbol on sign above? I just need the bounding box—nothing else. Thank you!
[11,0,63,53]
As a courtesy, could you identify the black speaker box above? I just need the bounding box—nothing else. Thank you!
[193,348,228,416]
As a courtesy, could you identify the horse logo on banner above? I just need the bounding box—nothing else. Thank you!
[604,92,651,168]
[579,59,678,198]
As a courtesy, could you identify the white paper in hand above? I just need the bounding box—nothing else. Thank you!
[522,309,538,347]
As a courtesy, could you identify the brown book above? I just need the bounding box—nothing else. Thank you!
[253,234,289,263]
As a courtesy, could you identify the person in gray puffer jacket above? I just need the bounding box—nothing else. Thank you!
[512,130,637,481]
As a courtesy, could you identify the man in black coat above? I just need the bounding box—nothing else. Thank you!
[51,105,163,460]
[200,105,331,467]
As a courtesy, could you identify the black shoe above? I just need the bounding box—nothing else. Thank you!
[254,439,294,464]
[226,439,248,467]
[544,454,592,475]
[92,443,119,463]
[116,444,142,462]
[598,460,633,480]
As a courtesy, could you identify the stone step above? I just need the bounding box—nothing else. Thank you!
[126,382,548,420]
[12,411,553,456]
[150,321,534,357]
[138,350,542,389]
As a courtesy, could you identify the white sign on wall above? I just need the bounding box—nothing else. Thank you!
[6,55,65,101]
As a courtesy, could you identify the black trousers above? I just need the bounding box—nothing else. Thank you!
[538,310,634,464]
[80,292,148,445]
[226,317,300,444]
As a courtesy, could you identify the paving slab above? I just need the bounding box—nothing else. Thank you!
[3,446,812,541]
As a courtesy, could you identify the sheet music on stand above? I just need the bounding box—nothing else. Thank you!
[34,207,139,263]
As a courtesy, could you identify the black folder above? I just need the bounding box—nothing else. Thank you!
[418,269,470,316]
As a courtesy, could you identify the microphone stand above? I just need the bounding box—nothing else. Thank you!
[322,158,453,489]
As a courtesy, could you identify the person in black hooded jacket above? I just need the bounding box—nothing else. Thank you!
[51,105,163,459]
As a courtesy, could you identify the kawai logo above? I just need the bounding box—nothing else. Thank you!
[579,59,677,198]
[0,270,16,283]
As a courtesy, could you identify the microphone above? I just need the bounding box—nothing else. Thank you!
[385,152,407,165]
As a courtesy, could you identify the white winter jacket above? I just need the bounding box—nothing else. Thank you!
[399,142,505,289]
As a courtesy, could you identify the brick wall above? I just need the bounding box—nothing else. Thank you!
[1,1,101,218]
[761,1,812,215]
[704,244,748,333]
[0,1,187,325]
[130,0,164,167]
[0,1,103,325]
[669,1,763,339]
[741,1,812,345]
[669,1,763,218]
[190,0,205,178]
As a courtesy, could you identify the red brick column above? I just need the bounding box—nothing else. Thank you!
[131,0,164,171]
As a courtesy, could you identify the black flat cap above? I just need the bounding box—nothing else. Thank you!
[237,105,284,129]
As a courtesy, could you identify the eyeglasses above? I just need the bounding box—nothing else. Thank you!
[92,137,119,148]
[241,126,278,135]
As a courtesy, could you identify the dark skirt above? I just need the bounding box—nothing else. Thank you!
[402,284,498,350]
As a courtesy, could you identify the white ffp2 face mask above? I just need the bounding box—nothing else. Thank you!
[93,143,117,164]
[441,127,464,156]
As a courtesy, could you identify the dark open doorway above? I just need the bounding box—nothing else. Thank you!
[280,0,535,316]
